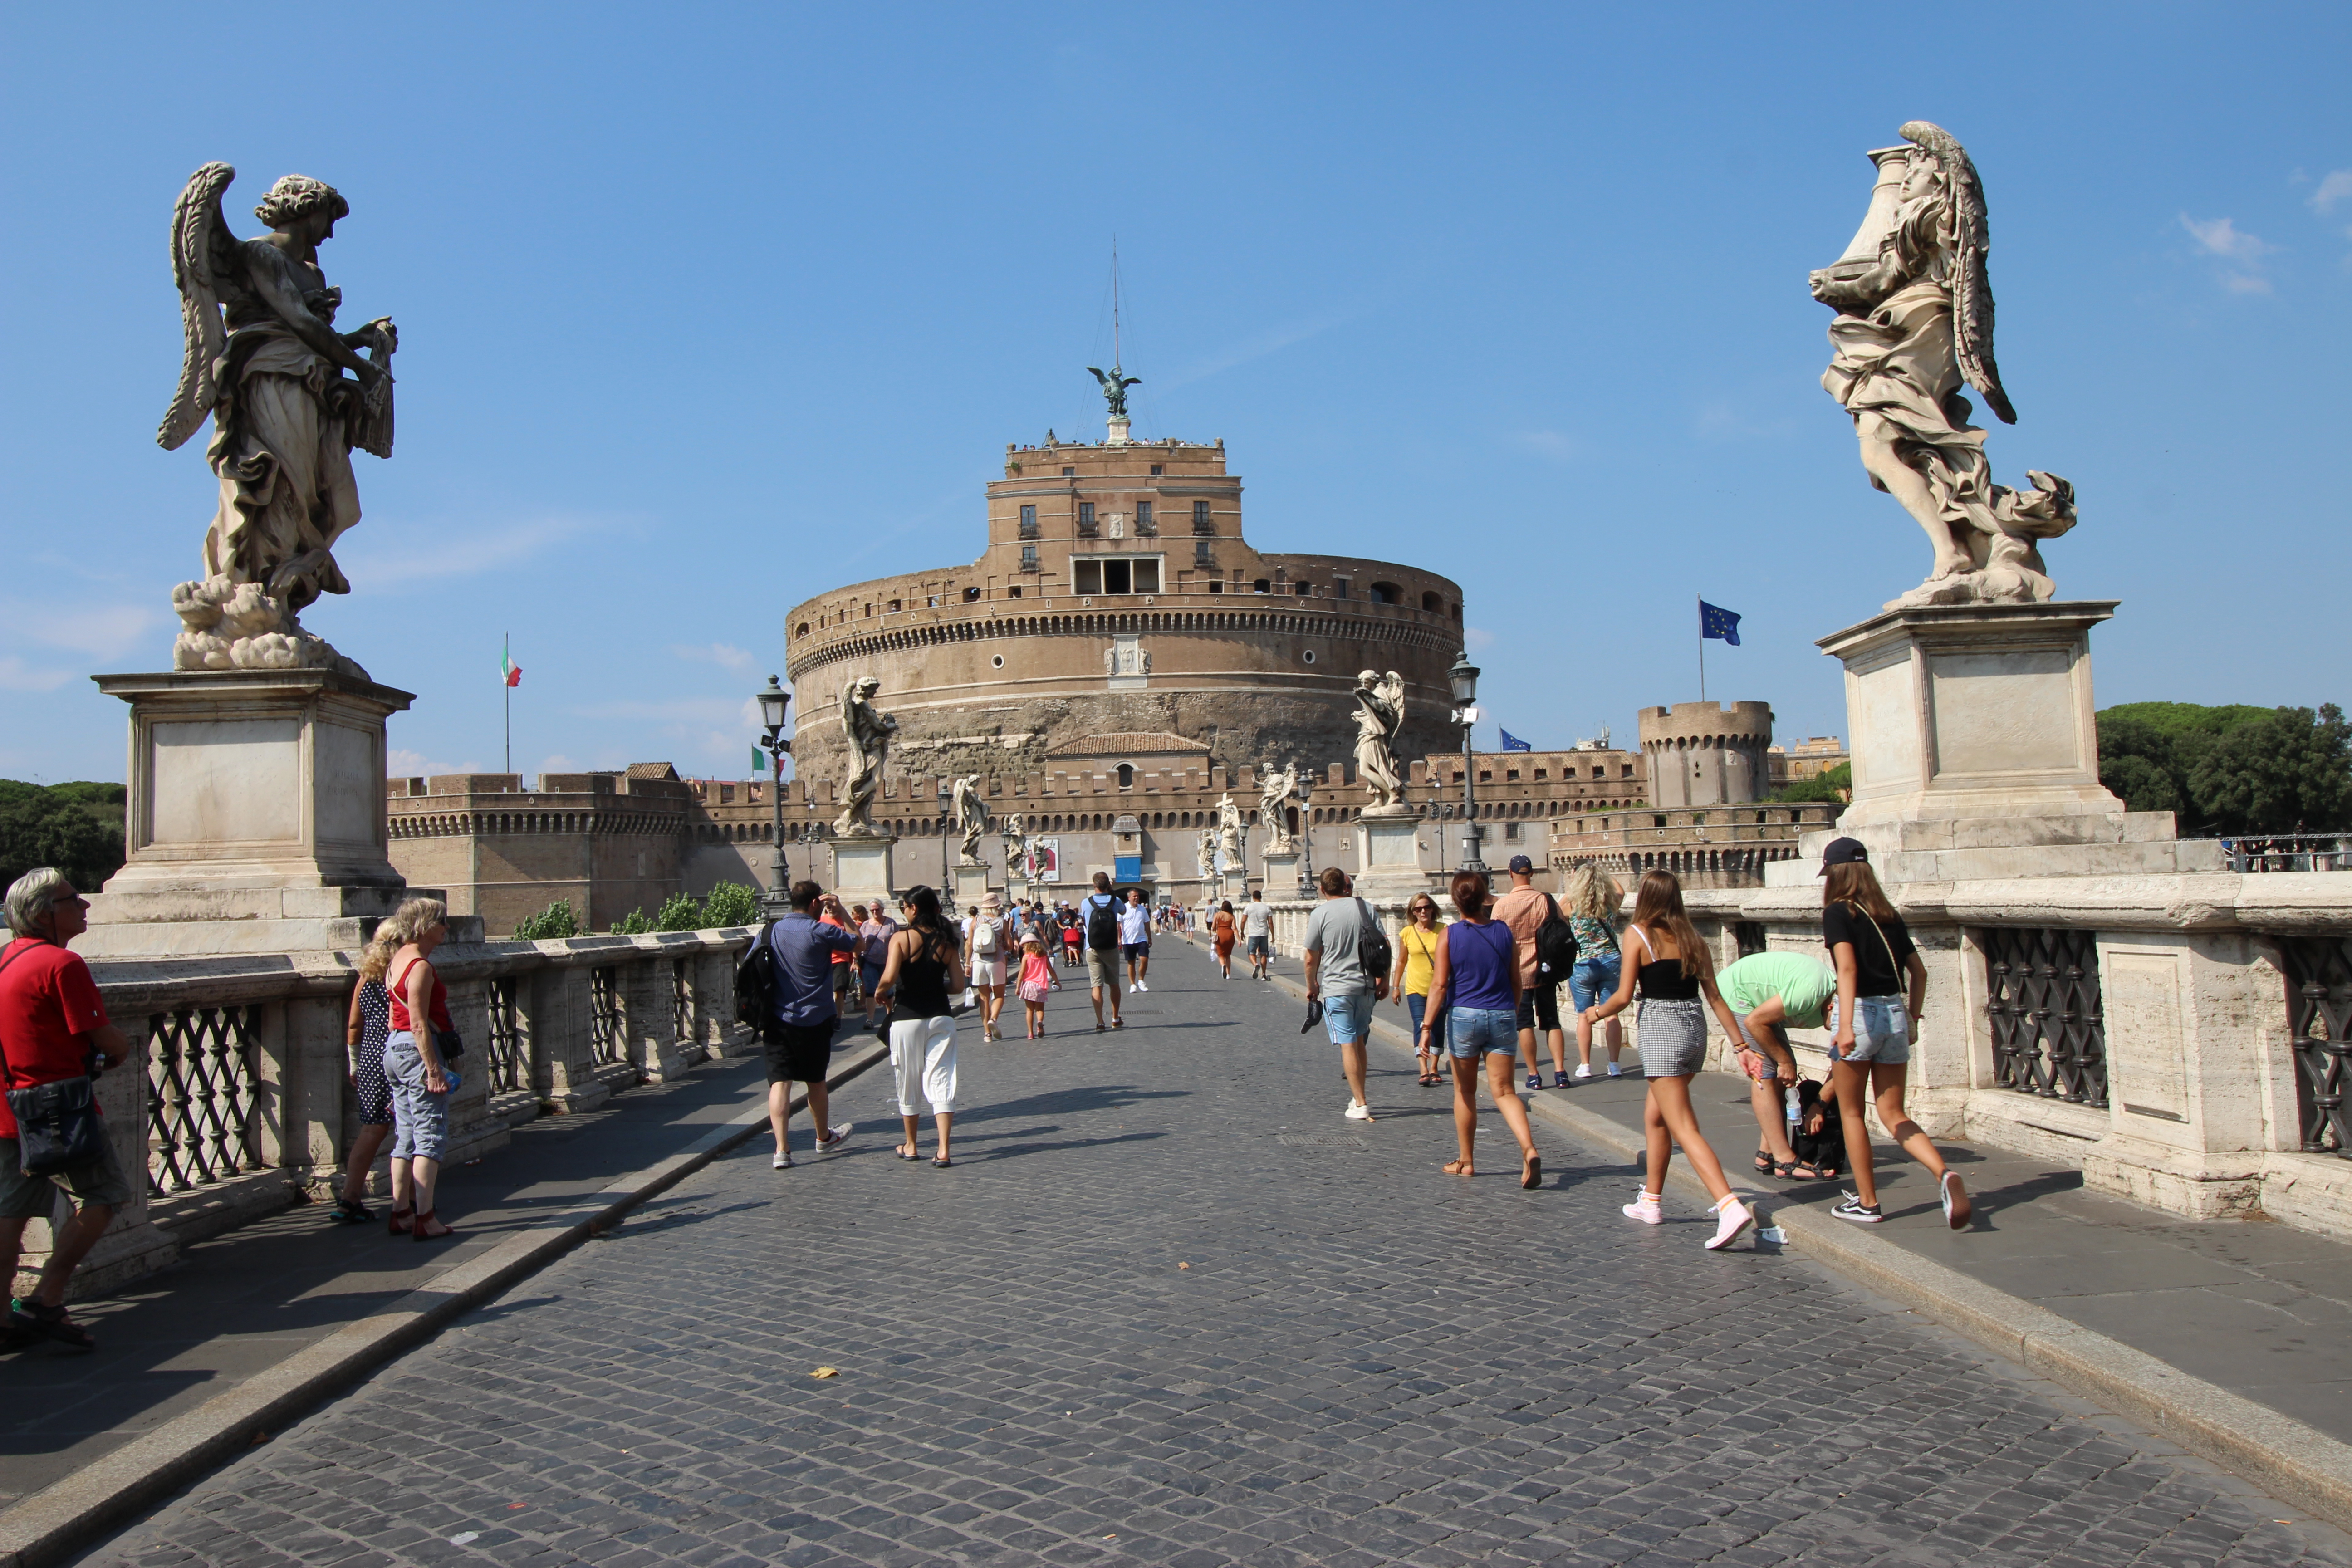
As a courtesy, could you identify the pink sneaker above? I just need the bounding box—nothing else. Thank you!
[1621,1189,1663,1225]
[1705,1196,1755,1251]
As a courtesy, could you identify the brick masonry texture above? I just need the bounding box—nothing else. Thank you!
[78,954,2352,1567]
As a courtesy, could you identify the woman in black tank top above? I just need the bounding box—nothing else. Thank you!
[876,886,966,1166]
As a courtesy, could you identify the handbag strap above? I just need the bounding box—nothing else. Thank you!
[0,941,44,1091]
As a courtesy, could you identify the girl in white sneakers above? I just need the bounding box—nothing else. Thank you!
[1582,869,1756,1250]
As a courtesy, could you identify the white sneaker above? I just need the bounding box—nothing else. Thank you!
[1137,980,1148,992]
[1344,1101,1374,1122]
[1622,1189,1663,1225]
[815,1124,852,1153]
[771,1151,793,1170]
[1705,1196,1755,1251]
[1606,1063,1623,1077]
[1572,1064,1594,1081]
[1127,982,1137,993]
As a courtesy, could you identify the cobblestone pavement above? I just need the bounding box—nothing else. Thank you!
[79,951,2352,1567]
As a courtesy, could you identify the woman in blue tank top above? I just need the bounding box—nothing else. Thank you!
[1419,870,1543,1189]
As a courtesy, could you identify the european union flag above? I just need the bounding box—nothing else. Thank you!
[1499,729,1533,753]
[1699,600,1742,646]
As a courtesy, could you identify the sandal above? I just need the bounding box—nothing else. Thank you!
[329,1194,374,1224]
[412,1210,456,1242]
[931,1156,953,1168]
[1441,1159,1474,1177]
[1521,1154,1543,1191]
[1787,1160,1835,1181]
[895,1143,922,1161]
[387,1205,415,1235]
[1767,1159,1800,1181]
[1752,1151,1777,1176]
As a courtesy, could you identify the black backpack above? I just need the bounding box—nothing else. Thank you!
[1355,898,1393,983]
[1085,895,1121,951]
[734,920,780,1026]
[1534,895,1580,985]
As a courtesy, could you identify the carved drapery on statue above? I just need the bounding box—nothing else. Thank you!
[1001,814,1031,882]
[953,774,989,865]
[834,676,898,837]
[1196,827,1219,881]
[1258,761,1299,854]
[1353,671,1409,816]
[1215,793,1245,868]
[1809,122,2076,609]
[159,164,397,676]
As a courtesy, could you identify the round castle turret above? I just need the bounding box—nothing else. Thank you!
[1638,701,1774,808]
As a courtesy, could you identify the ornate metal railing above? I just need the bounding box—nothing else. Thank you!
[590,965,623,1063]
[147,1005,261,1195]
[484,975,528,1095]
[2273,935,2352,1156]
[2213,835,2352,873]
[1983,926,2108,1107]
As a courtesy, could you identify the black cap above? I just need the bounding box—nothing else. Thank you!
[1818,836,1868,875]
[1508,854,1534,873]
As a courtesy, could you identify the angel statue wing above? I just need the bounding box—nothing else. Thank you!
[1377,671,1407,739]
[1899,121,2015,425]
[158,162,245,451]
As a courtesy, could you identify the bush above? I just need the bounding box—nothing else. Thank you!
[0,780,127,895]
[653,891,704,931]
[609,907,653,935]
[700,881,760,928]
[511,899,582,941]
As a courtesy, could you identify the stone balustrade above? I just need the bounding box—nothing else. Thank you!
[15,928,757,1301]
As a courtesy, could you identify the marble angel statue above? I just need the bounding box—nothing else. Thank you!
[1215,792,1246,867]
[1257,761,1300,853]
[158,164,398,673]
[1352,671,1408,814]
[833,676,898,836]
[1001,814,1031,882]
[1196,826,1219,880]
[952,774,989,865]
[1808,122,2075,608]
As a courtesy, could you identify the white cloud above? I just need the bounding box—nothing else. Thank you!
[1463,627,1495,653]
[670,642,758,674]
[2180,214,2272,260]
[387,747,485,779]
[0,657,74,692]
[4,599,157,662]
[342,514,616,590]
[536,753,580,774]
[2309,171,2352,214]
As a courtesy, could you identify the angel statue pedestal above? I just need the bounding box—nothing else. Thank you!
[951,861,993,907]
[1351,815,1430,903]
[828,835,897,910]
[78,669,456,957]
[1221,865,1250,902]
[1261,849,1308,901]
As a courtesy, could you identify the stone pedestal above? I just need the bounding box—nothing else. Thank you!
[1261,849,1308,899]
[828,835,896,906]
[1107,415,1132,445]
[1352,814,1430,901]
[951,861,993,906]
[1220,865,1250,901]
[81,669,434,957]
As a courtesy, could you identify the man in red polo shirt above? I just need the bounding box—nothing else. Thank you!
[0,868,131,1353]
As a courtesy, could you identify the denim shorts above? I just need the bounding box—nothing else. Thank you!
[1323,990,1372,1046]
[1446,1005,1518,1060]
[1568,953,1621,1014]
[1832,995,1911,1066]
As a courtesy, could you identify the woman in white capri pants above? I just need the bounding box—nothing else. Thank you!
[875,885,966,1167]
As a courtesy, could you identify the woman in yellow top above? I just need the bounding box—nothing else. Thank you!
[1388,892,1446,1087]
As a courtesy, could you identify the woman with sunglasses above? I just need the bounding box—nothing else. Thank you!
[1389,892,1446,1087]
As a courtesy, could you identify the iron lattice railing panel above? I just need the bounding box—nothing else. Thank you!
[485,976,527,1095]
[590,966,624,1064]
[2273,935,2352,1156]
[147,1005,261,1196]
[1982,926,2108,1107]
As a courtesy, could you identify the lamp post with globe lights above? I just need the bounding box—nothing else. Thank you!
[756,676,793,915]
[1448,650,1486,874]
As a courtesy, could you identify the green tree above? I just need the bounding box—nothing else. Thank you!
[0,780,127,893]
[609,907,654,935]
[1771,762,1850,804]
[652,891,704,931]
[511,900,582,941]
[700,882,760,928]
[2096,701,2352,834]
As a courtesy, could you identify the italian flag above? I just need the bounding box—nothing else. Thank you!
[501,643,521,688]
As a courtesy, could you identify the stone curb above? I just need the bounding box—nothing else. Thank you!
[1210,936,2352,1534]
[0,1038,888,1568]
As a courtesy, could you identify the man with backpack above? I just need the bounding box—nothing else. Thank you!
[748,881,858,1168]
[1302,868,1390,1122]
[1493,855,1578,1091]
[1080,872,1125,1033]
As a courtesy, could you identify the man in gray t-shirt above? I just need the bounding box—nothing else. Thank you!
[1302,867,1386,1122]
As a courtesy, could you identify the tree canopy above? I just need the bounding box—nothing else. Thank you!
[1771,762,1850,804]
[2097,702,2352,835]
[0,780,127,895]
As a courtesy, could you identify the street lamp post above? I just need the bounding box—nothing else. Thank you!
[756,676,793,916]
[1448,650,1486,874]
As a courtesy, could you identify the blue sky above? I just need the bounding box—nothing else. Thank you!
[3,3,2346,785]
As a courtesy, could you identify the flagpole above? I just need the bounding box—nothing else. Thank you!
[1697,598,1706,703]
[503,632,511,775]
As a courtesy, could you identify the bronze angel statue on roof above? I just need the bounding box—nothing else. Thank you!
[1809,122,2076,608]
[158,163,397,673]
[1088,363,1140,419]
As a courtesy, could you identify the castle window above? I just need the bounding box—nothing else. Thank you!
[887,599,901,612]
[1135,501,1155,535]
[1294,581,1311,595]
[1451,601,1462,621]
[1332,576,1349,599]
[1368,581,1401,604]
[1008,584,1022,597]
[1062,466,1075,476]
[963,586,982,602]
[1253,578,1270,594]
[1505,822,1522,841]
[1117,764,1134,789]
[1191,500,1213,534]
[1020,544,1038,572]
[1019,504,1039,539]
[1071,555,1161,596]
[1150,464,1163,475]
[1622,764,1635,777]
[1534,768,1548,780]
[1078,502,1097,537]
[1422,591,1442,613]
[1479,770,1492,783]
[1506,769,1520,782]
[1206,577,1222,593]
[1194,540,1214,568]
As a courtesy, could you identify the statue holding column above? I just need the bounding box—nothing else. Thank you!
[1809,121,2077,610]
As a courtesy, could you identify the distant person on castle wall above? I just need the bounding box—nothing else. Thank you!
[328,924,400,1224]
[1817,838,1970,1229]
[760,882,858,1170]
[0,868,131,1353]
[1080,872,1125,1032]
[382,898,461,1242]
[1562,865,1626,1081]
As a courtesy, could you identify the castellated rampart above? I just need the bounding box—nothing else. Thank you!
[783,434,1464,785]
[1638,700,1775,808]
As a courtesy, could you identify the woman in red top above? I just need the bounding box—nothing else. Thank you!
[382,897,459,1241]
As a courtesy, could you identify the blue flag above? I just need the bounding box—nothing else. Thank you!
[1699,600,1742,646]
[1499,728,1533,753]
